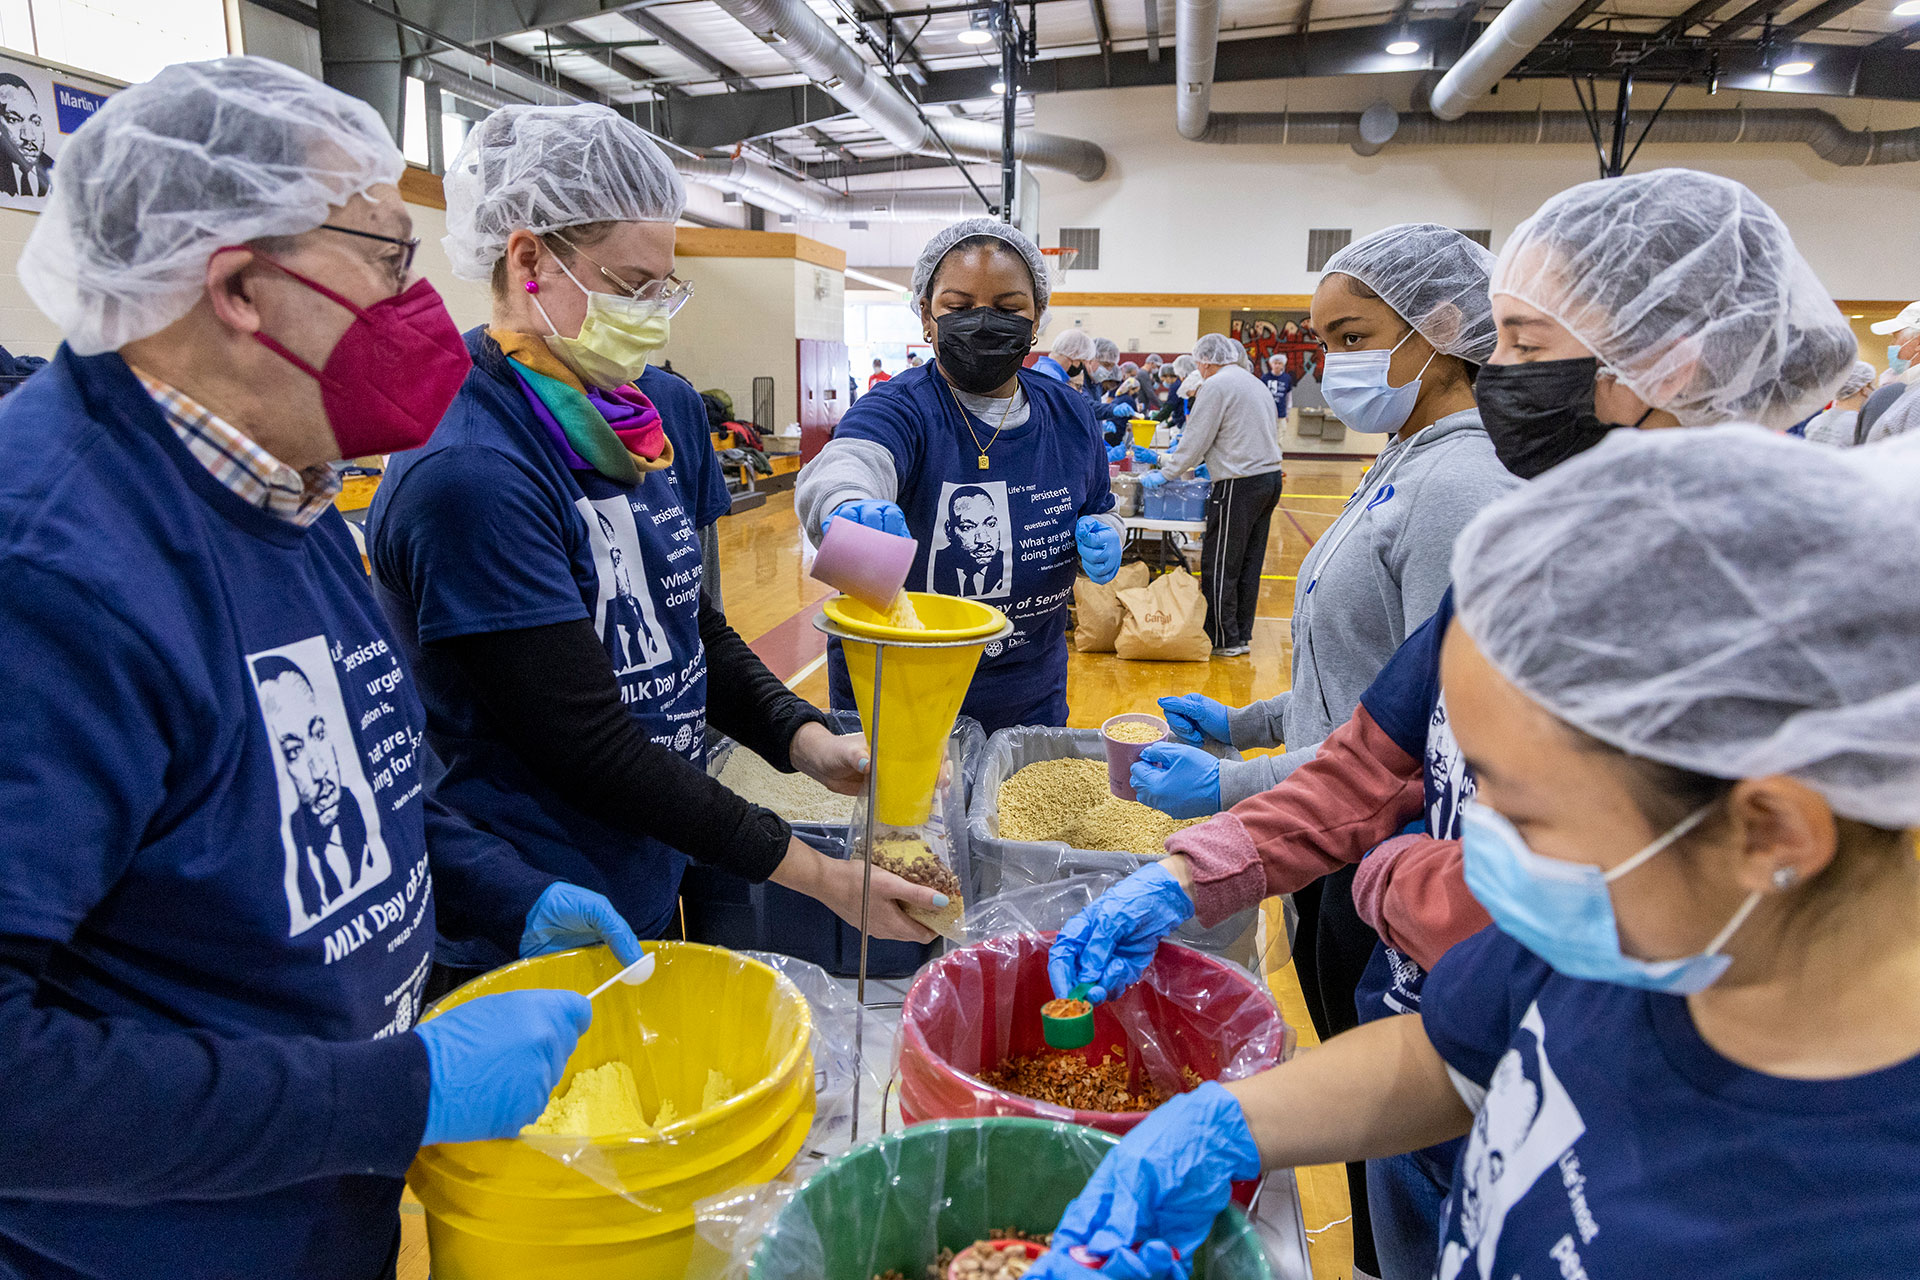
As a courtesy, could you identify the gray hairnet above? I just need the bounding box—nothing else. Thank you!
[18,56,401,356]
[1453,426,1920,829]
[1094,337,1120,364]
[1838,360,1877,400]
[1050,329,1096,362]
[1321,223,1497,364]
[442,103,685,281]
[1173,354,1198,377]
[1192,333,1245,365]
[909,217,1050,320]
[1491,169,1855,430]
[1119,361,1140,378]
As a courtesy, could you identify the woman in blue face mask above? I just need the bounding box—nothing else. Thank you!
[1027,427,1920,1280]
[795,218,1124,732]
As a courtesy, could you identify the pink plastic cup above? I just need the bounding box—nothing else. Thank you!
[811,516,919,612]
[1101,713,1170,801]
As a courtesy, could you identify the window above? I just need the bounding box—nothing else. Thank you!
[1456,228,1492,248]
[0,0,228,86]
[1059,226,1100,271]
[1306,229,1352,272]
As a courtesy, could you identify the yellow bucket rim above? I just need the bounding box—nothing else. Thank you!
[821,593,1008,643]
[422,943,814,1151]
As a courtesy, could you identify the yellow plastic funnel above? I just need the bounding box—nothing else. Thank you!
[823,591,1008,827]
[1129,418,1157,447]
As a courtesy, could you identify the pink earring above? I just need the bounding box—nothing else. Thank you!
[524,280,540,294]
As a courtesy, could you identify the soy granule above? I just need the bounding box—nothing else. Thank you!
[995,758,1202,858]
[978,1050,1173,1113]
[1103,720,1166,744]
[716,745,856,824]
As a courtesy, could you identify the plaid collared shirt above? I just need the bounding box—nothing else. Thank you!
[133,369,341,528]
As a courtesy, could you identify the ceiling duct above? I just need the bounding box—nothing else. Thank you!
[1427,0,1592,120]
[675,155,990,220]
[707,0,1108,181]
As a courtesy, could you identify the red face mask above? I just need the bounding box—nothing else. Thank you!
[227,249,472,457]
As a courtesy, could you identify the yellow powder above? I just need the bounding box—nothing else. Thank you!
[655,1098,679,1127]
[996,758,1204,859]
[703,1069,736,1112]
[1104,720,1166,744]
[522,1062,658,1138]
[884,592,926,630]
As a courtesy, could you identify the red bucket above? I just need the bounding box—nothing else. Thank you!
[896,932,1291,1203]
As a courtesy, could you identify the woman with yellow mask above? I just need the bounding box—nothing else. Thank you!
[370,105,941,984]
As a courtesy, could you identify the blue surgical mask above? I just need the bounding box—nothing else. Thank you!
[1889,345,1911,376]
[1320,329,1435,434]
[1460,800,1761,995]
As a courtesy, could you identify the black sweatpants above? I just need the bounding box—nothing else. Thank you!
[1199,469,1283,649]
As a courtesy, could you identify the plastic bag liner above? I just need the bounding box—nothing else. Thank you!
[406,943,864,1280]
[965,726,1266,968]
[692,1117,1274,1280]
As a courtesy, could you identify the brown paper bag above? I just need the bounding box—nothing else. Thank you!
[1072,561,1151,652]
[1115,567,1212,662]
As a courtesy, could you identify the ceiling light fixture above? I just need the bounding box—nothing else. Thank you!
[1895,0,1920,15]
[1386,38,1420,54]
[958,27,993,43]
[990,80,1008,93]
[1774,58,1814,75]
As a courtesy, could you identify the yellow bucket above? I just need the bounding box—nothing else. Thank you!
[406,944,815,1279]
[824,592,1008,827]
[1130,418,1157,447]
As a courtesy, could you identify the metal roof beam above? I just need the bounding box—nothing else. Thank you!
[1655,0,1735,39]
[1706,0,1781,40]
[1870,16,1920,46]
[625,8,752,85]
[1776,0,1872,38]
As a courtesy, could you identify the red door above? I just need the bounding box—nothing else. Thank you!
[798,338,850,463]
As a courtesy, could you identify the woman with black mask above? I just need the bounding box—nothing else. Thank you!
[796,219,1124,732]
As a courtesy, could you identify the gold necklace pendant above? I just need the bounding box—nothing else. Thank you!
[978,453,990,469]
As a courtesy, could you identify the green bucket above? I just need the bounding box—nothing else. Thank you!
[748,1117,1272,1280]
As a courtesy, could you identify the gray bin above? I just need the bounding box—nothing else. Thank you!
[963,726,1262,971]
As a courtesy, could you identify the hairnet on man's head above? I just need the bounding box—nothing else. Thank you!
[1491,169,1855,430]
[1173,354,1198,377]
[1322,224,1497,364]
[1094,337,1120,364]
[1453,427,1920,829]
[909,217,1050,320]
[443,104,684,280]
[1838,360,1877,400]
[18,56,401,355]
[1050,328,1096,362]
[1192,333,1244,366]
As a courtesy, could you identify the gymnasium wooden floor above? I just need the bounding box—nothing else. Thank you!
[396,456,1373,1280]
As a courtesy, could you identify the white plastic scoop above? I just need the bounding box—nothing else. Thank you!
[587,952,656,1000]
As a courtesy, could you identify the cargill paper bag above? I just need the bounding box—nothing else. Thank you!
[1071,560,1151,652]
[1115,567,1211,661]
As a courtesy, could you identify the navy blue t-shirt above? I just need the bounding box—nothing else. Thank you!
[370,332,708,946]
[0,349,552,1279]
[826,364,1114,731]
[1423,926,1920,1279]
[1260,370,1295,417]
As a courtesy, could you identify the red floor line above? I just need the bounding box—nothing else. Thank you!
[746,600,830,683]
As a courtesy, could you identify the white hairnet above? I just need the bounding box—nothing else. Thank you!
[1491,168,1855,431]
[909,217,1050,319]
[1179,370,1204,398]
[1173,354,1199,377]
[1094,337,1120,364]
[1051,329,1096,362]
[1838,360,1877,400]
[442,103,685,280]
[18,56,401,356]
[1322,223,1497,364]
[1119,361,1140,378]
[1192,333,1244,365]
[1453,426,1920,829]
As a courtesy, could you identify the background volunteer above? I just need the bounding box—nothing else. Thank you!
[796,217,1123,732]
[1136,333,1284,656]
[0,58,632,1280]
[370,104,940,965]
[1030,427,1920,1280]
[1801,360,1877,446]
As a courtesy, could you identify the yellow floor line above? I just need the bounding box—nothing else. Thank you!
[784,652,827,689]
[1261,574,1297,581]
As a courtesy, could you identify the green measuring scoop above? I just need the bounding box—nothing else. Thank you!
[1041,983,1096,1050]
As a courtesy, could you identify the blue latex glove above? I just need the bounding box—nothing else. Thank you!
[1157,694,1233,747]
[824,499,909,538]
[1108,441,1130,462]
[1076,517,1123,585]
[1048,862,1195,1003]
[1130,446,1157,464]
[520,882,644,966]
[1129,743,1221,820]
[1139,471,1168,491]
[415,990,593,1145]
[1048,1082,1262,1270]
[1027,1242,1182,1280]
[1194,463,1209,480]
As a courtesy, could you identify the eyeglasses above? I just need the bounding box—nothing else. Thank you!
[550,232,695,318]
[318,222,420,276]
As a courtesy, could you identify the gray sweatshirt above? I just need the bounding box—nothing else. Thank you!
[1216,408,1519,806]
[1159,365,1284,481]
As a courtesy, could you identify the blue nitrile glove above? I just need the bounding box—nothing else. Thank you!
[1194,463,1209,480]
[1027,1242,1182,1280]
[1157,693,1232,747]
[1108,441,1130,462]
[1131,446,1157,464]
[1048,862,1195,1003]
[1048,1082,1261,1271]
[1139,471,1168,490]
[415,990,593,1145]
[1076,517,1123,585]
[520,883,644,966]
[1129,743,1221,820]
[824,499,909,538]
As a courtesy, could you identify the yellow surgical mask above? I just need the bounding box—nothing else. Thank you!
[533,255,672,390]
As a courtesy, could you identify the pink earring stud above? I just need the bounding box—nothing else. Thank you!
[524,280,540,294]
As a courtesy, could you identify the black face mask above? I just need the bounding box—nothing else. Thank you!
[1476,357,1628,480]
[1067,363,1086,378]
[932,307,1035,395]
